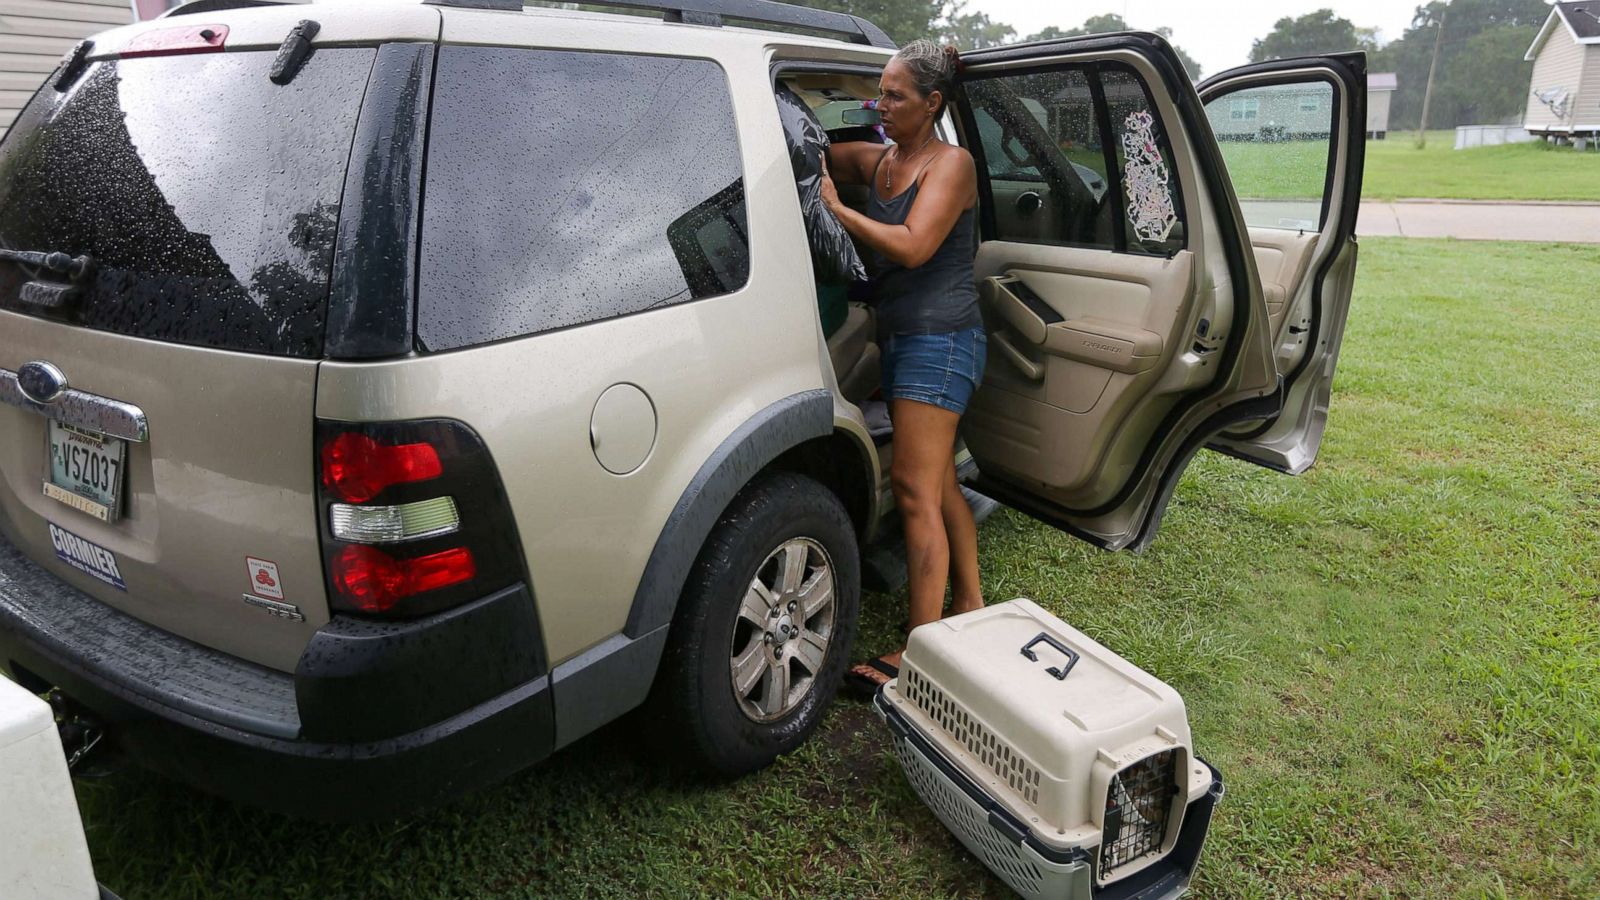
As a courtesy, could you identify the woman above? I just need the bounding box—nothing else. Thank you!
[822,41,986,695]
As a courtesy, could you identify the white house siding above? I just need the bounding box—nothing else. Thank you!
[0,0,132,134]
[1525,25,1587,131]
[1367,90,1392,135]
[1578,46,1600,128]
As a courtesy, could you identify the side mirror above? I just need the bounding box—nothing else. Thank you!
[840,107,882,126]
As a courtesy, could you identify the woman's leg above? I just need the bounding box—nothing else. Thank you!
[940,456,983,616]
[891,398,963,639]
[850,399,960,685]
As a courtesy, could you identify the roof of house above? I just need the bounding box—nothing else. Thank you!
[1526,2,1600,60]
[1368,72,1398,91]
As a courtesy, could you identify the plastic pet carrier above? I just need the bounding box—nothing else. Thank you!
[874,599,1223,899]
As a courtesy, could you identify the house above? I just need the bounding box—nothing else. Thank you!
[1523,1,1600,140]
[1367,72,1397,139]
[1206,82,1333,141]
[1,0,134,137]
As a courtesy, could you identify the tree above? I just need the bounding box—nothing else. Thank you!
[1370,0,1549,129]
[786,0,951,45]
[1025,13,1202,80]
[939,1,1015,50]
[1249,9,1377,62]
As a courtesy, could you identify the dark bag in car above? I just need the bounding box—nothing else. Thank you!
[775,82,866,284]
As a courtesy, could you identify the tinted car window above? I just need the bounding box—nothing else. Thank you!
[963,67,1114,249]
[418,48,750,351]
[0,50,375,358]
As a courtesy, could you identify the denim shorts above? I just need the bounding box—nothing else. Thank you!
[880,325,987,415]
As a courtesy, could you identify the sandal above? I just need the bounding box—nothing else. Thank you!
[843,656,899,700]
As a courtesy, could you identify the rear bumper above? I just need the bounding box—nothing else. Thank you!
[0,531,554,821]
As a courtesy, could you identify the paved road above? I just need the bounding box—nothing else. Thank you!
[1357,200,1600,243]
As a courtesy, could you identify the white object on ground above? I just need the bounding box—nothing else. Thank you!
[0,677,99,900]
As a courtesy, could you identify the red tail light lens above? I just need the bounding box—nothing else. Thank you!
[331,545,477,614]
[320,432,443,503]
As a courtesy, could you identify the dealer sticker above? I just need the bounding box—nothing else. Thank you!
[48,522,126,591]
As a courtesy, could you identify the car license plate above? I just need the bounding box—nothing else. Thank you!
[44,420,125,523]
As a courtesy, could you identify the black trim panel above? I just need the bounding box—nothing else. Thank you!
[550,625,670,749]
[295,582,545,742]
[623,389,832,637]
[326,42,435,359]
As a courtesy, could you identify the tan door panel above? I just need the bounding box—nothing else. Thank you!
[989,179,1062,243]
[1247,228,1317,331]
[965,243,1200,504]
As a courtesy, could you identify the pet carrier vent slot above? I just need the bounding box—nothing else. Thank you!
[893,736,1045,895]
[903,667,1043,805]
[1099,749,1179,881]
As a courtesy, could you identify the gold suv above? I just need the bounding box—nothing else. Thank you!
[0,0,1365,819]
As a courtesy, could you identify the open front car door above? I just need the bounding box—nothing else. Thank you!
[1198,53,1367,473]
[953,34,1283,550]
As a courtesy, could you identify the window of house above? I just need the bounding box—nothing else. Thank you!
[417,47,750,351]
[1230,98,1260,120]
[1204,80,1337,231]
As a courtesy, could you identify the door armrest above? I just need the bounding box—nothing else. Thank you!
[1042,317,1163,374]
[983,275,1163,374]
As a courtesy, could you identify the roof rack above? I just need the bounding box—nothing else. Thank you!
[425,0,897,49]
[162,0,295,17]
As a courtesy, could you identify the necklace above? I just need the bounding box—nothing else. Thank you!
[885,133,936,194]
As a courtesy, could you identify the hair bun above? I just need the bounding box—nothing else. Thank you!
[941,44,964,76]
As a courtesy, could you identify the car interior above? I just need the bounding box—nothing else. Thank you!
[778,74,889,412]
[781,66,1221,512]
[784,62,1334,518]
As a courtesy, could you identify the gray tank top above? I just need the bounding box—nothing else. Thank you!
[865,150,982,337]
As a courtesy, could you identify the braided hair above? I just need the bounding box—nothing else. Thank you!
[893,39,962,117]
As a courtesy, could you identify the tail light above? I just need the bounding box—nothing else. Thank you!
[331,545,477,614]
[321,433,442,503]
[315,420,524,618]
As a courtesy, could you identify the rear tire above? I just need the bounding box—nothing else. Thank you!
[651,472,860,775]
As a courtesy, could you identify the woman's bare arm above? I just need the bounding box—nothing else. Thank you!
[821,147,976,269]
[824,141,889,186]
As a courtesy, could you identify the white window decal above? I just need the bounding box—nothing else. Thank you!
[1119,110,1177,243]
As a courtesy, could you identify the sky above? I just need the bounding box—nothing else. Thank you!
[970,0,1427,78]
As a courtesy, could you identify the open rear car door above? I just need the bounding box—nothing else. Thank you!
[952,34,1283,550]
[1196,53,1367,473]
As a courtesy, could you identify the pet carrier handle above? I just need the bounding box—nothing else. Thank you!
[1019,633,1080,680]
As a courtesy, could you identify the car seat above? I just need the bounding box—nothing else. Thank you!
[827,301,879,405]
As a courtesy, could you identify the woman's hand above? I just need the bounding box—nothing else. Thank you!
[819,158,842,215]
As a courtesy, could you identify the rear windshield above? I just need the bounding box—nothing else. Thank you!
[0,49,376,358]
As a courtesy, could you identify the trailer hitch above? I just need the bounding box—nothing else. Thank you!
[46,689,118,777]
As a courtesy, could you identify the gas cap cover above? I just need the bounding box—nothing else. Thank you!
[589,383,656,475]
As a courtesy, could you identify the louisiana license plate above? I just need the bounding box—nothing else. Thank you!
[44,420,125,522]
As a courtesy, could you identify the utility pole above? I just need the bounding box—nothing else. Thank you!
[1417,8,1447,148]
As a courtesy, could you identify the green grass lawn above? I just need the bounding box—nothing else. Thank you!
[1216,131,1600,204]
[72,238,1600,898]
[1364,131,1600,202]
